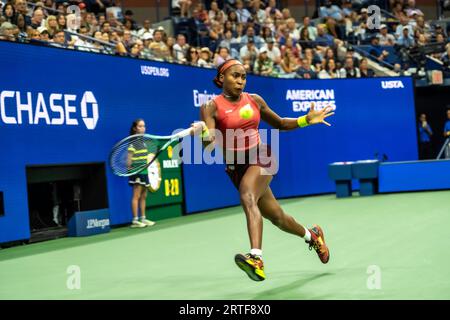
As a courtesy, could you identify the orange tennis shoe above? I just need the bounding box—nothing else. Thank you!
[307,225,330,264]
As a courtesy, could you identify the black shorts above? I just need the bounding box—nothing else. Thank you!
[225,144,277,189]
[128,173,150,187]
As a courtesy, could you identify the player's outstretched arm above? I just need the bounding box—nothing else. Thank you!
[252,94,334,130]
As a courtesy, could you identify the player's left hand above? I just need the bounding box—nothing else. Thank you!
[307,102,335,127]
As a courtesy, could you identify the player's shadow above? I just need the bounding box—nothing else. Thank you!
[252,272,334,299]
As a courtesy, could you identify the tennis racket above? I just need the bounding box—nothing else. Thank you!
[109,122,205,177]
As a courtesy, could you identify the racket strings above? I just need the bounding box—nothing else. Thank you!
[110,135,160,176]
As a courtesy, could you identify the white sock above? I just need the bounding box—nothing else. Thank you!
[140,216,146,220]
[250,248,262,258]
[133,217,138,221]
[303,227,311,242]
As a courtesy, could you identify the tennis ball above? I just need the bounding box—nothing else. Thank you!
[239,105,254,120]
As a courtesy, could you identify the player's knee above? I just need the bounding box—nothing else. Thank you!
[269,215,283,227]
[240,192,258,208]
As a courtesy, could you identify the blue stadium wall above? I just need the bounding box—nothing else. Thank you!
[0,41,418,243]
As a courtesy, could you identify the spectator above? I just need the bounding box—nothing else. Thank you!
[242,55,253,72]
[286,18,299,42]
[444,109,450,158]
[195,2,209,24]
[241,26,264,48]
[173,0,192,18]
[2,3,15,24]
[91,31,105,52]
[167,36,176,58]
[323,47,336,62]
[279,48,299,77]
[359,58,375,77]
[251,0,266,23]
[13,0,29,25]
[239,36,259,64]
[416,33,428,46]
[296,58,317,79]
[15,13,27,40]
[357,7,369,24]
[281,37,301,59]
[173,33,189,62]
[303,47,322,67]
[149,29,170,60]
[405,0,424,18]
[219,29,233,50]
[415,16,432,37]
[418,113,433,159]
[265,0,282,19]
[233,22,245,44]
[444,109,450,139]
[281,8,291,20]
[319,0,343,22]
[30,8,45,29]
[353,19,368,42]
[141,33,155,59]
[339,56,360,78]
[433,24,447,38]
[260,37,281,64]
[377,24,395,46]
[344,47,358,66]
[0,21,15,41]
[214,46,232,66]
[121,29,134,51]
[397,26,415,47]
[318,58,341,78]
[90,0,114,15]
[235,0,251,24]
[441,45,450,65]
[392,1,408,21]
[341,0,353,17]
[57,14,66,30]
[435,33,445,44]
[38,26,51,42]
[301,16,317,41]
[227,10,238,24]
[129,42,141,58]
[45,15,58,38]
[260,25,273,42]
[208,20,224,52]
[123,9,138,30]
[299,26,314,49]
[325,17,343,40]
[98,14,106,26]
[223,20,234,35]
[51,30,66,47]
[209,1,225,24]
[315,24,335,47]
[186,47,199,66]
[395,16,414,39]
[198,47,214,67]
[369,36,390,62]
[84,13,96,34]
[137,19,154,40]
[253,48,274,76]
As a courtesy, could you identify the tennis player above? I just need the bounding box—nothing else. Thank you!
[128,119,156,228]
[191,59,334,281]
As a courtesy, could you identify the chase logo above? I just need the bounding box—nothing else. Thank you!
[0,90,99,130]
[80,91,99,130]
[381,80,404,89]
